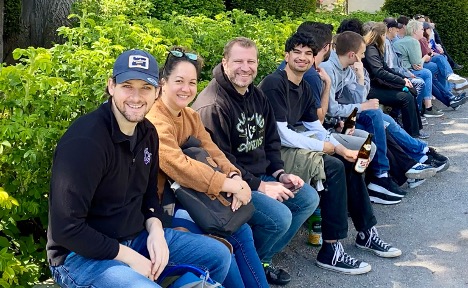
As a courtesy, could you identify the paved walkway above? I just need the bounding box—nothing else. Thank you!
[35,100,468,288]
[272,99,468,288]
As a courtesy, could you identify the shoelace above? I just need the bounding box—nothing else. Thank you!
[366,227,390,250]
[331,242,358,266]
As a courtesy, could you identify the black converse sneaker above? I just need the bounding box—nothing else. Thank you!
[316,241,371,275]
[356,227,402,258]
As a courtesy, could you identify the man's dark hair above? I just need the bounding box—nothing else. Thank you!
[397,15,410,26]
[296,21,333,48]
[284,32,319,56]
[337,18,363,35]
[335,31,365,56]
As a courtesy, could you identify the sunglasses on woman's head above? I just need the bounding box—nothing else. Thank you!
[168,50,198,61]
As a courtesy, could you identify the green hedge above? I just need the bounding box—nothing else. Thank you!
[382,0,468,74]
[0,3,389,286]
[230,0,317,17]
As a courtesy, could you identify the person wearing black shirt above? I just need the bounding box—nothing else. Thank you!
[46,50,231,288]
[260,32,401,275]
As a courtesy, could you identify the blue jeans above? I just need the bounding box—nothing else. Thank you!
[430,54,453,80]
[410,69,432,111]
[381,113,427,162]
[50,229,231,288]
[249,175,318,263]
[172,210,268,288]
[356,109,390,176]
[421,61,454,107]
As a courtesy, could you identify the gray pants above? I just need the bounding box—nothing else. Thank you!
[332,129,376,161]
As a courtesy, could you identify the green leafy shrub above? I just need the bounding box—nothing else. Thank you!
[0,2,392,285]
[230,0,316,17]
[150,0,225,19]
[382,0,468,74]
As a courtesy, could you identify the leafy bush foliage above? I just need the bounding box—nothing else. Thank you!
[0,1,389,285]
[230,0,316,17]
[382,0,468,73]
[150,0,225,18]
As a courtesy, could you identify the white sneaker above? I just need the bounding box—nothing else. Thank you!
[407,178,426,189]
[453,80,468,91]
[447,74,466,84]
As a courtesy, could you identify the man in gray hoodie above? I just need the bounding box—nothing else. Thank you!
[320,31,442,203]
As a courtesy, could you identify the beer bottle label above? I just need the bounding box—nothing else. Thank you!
[355,158,370,173]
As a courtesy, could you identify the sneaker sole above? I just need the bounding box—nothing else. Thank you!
[369,196,402,205]
[408,179,426,189]
[316,261,372,275]
[453,83,468,91]
[368,183,405,198]
[447,78,466,84]
[434,161,449,172]
[423,113,444,118]
[355,243,402,258]
[404,167,437,179]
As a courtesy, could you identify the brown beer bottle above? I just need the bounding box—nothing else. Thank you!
[342,107,358,135]
[354,133,373,173]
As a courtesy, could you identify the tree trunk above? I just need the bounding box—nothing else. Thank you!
[21,0,75,47]
[3,0,75,64]
[0,0,4,63]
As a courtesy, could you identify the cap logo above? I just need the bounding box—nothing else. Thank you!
[129,55,149,70]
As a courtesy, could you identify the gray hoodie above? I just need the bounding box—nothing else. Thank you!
[319,51,370,118]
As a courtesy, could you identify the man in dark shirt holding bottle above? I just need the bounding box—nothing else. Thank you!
[260,31,401,275]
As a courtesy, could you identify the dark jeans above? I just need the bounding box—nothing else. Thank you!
[386,132,417,186]
[320,155,377,241]
[367,87,420,137]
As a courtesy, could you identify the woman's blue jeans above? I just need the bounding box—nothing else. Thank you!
[421,60,454,107]
[50,228,231,288]
[410,68,432,111]
[172,210,269,288]
[248,176,319,263]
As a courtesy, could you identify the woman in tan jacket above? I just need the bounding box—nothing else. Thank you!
[146,47,269,288]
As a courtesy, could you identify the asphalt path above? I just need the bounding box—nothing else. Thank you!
[272,99,468,288]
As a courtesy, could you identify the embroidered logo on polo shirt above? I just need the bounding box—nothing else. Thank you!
[144,148,152,165]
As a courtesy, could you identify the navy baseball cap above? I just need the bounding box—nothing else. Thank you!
[384,18,403,29]
[112,50,159,87]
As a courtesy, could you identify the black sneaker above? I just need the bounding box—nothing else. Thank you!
[316,242,371,275]
[427,147,449,162]
[368,176,407,198]
[263,263,291,285]
[450,94,465,109]
[356,227,402,258]
[424,155,449,172]
[368,189,402,205]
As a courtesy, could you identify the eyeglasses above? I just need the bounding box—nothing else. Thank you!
[168,50,198,61]
[414,15,425,20]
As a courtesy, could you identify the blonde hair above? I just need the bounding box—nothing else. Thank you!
[363,22,387,55]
